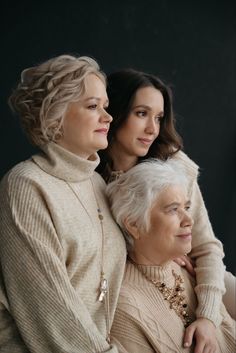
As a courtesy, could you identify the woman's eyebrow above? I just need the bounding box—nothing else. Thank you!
[163,202,180,209]
[132,104,151,110]
[84,97,109,104]
[132,104,164,116]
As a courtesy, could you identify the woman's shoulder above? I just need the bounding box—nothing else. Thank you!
[117,283,142,317]
[117,267,147,309]
[0,157,47,196]
[2,159,36,181]
[172,150,199,180]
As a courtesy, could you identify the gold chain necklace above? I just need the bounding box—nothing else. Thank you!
[128,256,192,327]
[66,180,111,343]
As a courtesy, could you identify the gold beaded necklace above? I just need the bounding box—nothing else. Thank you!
[128,256,192,328]
[66,180,111,343]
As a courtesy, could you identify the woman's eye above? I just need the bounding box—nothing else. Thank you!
[169,207,178,213]
[136,110,147,117]
[185,206,191,212]
[155,116,162,123]
[88,104,97,110]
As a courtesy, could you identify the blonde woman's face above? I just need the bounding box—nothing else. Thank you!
[57,74,112,159]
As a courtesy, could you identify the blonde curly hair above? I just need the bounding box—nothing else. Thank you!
[8,54,106,146]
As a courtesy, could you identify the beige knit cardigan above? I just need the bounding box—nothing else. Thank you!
[0,142,126,352]
[111,261,236,353]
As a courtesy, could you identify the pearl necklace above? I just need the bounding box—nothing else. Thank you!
[128,256,192,327]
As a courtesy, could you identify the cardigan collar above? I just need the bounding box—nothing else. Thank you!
[32,142,100,182]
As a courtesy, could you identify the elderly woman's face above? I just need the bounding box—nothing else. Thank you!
[130,185,193,265]
[57,74,112,159]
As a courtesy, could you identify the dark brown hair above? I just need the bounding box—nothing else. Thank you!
[97,68,183,175]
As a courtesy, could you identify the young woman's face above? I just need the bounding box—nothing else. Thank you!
[57,74,112,159]
[131,185,193,265]
[112,86,164,161]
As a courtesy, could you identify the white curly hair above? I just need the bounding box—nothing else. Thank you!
[106,158,190,249]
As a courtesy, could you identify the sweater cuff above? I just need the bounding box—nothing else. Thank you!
[195,285,223,327]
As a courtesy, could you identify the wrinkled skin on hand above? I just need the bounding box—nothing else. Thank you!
[183,318,219,353]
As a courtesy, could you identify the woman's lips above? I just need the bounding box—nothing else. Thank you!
[176,233,192,240]
[95,128,108,135]
[137,138,153,146]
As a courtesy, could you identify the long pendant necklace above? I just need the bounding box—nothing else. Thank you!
[66,180,111,343]
[128,256,192,327]
[90,180,111,343]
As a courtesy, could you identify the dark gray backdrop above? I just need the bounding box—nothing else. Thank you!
[1,0,235,272]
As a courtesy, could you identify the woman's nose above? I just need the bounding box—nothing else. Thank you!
[182,211,194,228]
[102,109,113,123]
[145,117,159,134]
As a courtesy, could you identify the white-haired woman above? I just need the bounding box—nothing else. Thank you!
[0,55,126,352]
[107,160,235,353]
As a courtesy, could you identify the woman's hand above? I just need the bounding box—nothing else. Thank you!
[183,318,219,353]
[174,255,196,277]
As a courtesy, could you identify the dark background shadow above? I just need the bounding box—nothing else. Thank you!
[1,0,235,273]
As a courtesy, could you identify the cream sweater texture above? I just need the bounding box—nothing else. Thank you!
[0,142,126,352]
[111,261,236,353]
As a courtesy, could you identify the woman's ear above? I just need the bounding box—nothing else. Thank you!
[124,218,140,240]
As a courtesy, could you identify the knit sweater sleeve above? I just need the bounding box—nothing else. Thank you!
[0,172,117,353]
[174,151,226,326]
[189,179,226,326]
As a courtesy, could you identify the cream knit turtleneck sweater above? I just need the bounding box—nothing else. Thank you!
[0,142,126,352]
[111,261,236,353]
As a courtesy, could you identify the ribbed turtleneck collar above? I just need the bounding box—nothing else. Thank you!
[32,142,100,182]
[125,259,179,287]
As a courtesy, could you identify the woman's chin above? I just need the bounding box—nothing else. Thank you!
[96,141,108,151]
[136,149,150,158]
